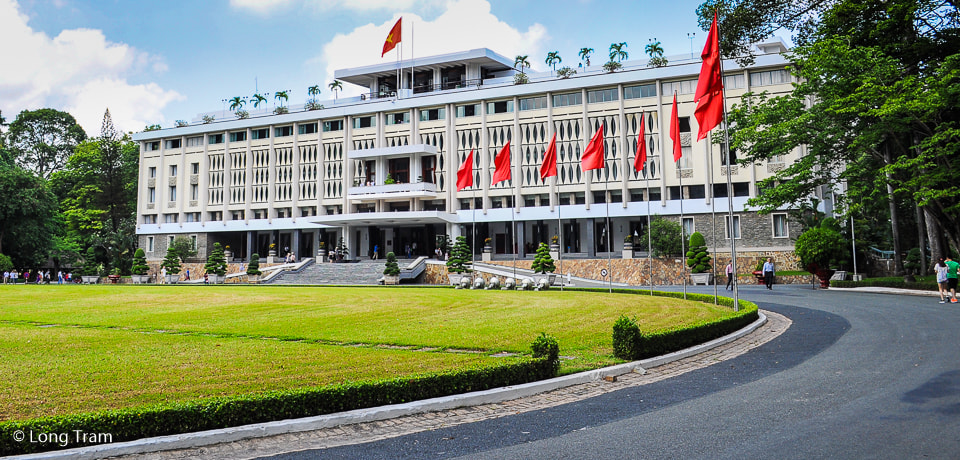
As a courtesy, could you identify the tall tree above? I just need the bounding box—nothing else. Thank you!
[514,55,530,74]
[545,51,562,73]
[329,80,343,103]
[274,90,289,107]
[609,42,628,62]
[0,163,58,266]
[578,47,594,66]
[6,108,86,179]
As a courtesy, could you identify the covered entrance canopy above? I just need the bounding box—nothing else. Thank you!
[310,211,459,260]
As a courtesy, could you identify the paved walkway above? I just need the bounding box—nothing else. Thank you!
[115,311,790,460]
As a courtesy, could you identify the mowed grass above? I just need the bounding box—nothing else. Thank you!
[0,285,737,421]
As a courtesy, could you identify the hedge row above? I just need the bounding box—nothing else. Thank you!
[831,278,939,291]
[0,358,556,456]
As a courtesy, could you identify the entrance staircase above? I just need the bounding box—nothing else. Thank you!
[265,259,422,285]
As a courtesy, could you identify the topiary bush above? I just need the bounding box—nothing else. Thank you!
[794,226,844,274]
[131,248,149,276]
[612,315,641,360]
[204,243,228,276]
[160,247,181,275]
[446,235,473,274]
[530,333,560,373]
[685,231,712,273]
[531,242,556,274]
[383,251,400,276]
[246,253,261,277]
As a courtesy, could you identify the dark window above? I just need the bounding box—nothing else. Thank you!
[229,131,246,142]
[678,117,691,133]
[687,185,705,199]
[298,123,318,135]
[209,134,224,144]
[323,120,343,132]
[251,129,269,140]
[274,126,293,137]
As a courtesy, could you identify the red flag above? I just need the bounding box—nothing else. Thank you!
[634,115,646,173]
[694,11,724,141]
[581,123,605,171]
[492,141,511,185]
[456,150,474,191]
[381,18,402,57]
[670,94,682,162]
[541,133,557,180]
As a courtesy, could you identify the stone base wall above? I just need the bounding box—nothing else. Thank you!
[142,261,281,283]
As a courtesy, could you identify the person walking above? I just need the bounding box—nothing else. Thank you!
[935,257,950,303]
[725,262,734,290]
[372,244,379,260]
[945,256,959,303]
[762,257,775,290]
[57,270,63,285]
[2,270,8,285]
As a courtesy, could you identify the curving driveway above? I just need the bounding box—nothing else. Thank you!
[263,285,960,459]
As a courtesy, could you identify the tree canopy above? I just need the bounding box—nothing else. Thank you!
[6,108,87,179]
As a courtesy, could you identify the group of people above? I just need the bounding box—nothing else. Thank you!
[3,270,74,284]
[935,256,959,303]
[723,257,776,291]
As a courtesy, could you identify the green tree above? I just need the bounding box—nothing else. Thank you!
[168,236,197,263]
[545,51,562,73]
[247,253,261,276]
[0,253,13,272]
[0,163,58,267]
[686,231,712,273]
[531,242,556,274]
[329,80,343,103]
[514,55,530,74]
[795,226,844,274]
[131,247,149,275]
[609,42,628,62]
[204,242,228,276]
[446,235,473,274]
[639,217,683,257]
[383,251,401,276]
[6,108,87,179]
[274,90,289,107]
[228,97,245,112]
[252,93,267,109]
[578,47,594,66]
[645,39,668,67]
[308,85,321,100]
[160,246,181,275]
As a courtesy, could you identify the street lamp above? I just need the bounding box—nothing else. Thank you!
[687,32,696,55]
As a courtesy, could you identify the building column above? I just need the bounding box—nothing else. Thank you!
[292,229,301,260]
[246,231,255,261]
[586,218,596,258]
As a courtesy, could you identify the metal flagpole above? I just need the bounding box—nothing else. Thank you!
[676,91,687,300]
[647,174,653,296]
[557,178,564,291]
[715,14,740,311]
[709,133,719,304]
[606,197,613,293]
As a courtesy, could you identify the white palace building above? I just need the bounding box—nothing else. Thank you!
[133,40,803,265]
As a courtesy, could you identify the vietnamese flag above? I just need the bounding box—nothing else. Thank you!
[581,123,605,171]
[381,18,402,57]
[456,150,474,191]
[540,133,557,180]
[670,94,682,162]
[694,11,724,141]
[634,115,646,173]
[492,141,512,185]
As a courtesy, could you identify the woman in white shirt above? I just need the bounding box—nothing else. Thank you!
[935,257,950,304]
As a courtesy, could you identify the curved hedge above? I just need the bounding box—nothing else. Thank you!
[0,359,556,456]
[831,278,938,291]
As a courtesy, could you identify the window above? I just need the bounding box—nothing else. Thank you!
[186,136,203,147]
[191,163,199,175]
[147,236,154,252]
[190,184,198,200]
[587,88,618,103]
[143,214,157,224]
[253,209,268,219]
[231,210,245,220]
[164,213,178,223]
[145,141,160,151]
[165,139,181,149]
[750,69,791,87]
[773,213,788,238]
[169,165,178,176]
[276,208,291,218]
[191,235,197,251]
[148,167,156,178]
[185,212,200,222]
[352,116,375,129]
[682,217,694,236]
[323,120,343,131]
[229,131,246,142]
[661,79,697,95]
[519,96,547,111]
[274,126,293,137]
[251,128,269,140]
[386,112,410,125]
[208,211,222,221]
[300,206,317,217]
[552,92,582,107]
[168,186,176,201]
[148,187,155,203]
[623,84,657,99]
[724,74,746,89]
[209,133,224,144]
[456,104,479,117]
[419,107,445,121]
[725,215,741,239]
[168,235,175,246]
[298,123,318,135]
[485,100,513,114]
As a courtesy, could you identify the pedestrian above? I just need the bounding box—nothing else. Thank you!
[57,270,63,285]
[2,270,7,284]
[372,244,379,260]
[185,268,190,281]
[204,273,209,284]
[935,257,950,304]
[945,256,959,303]
[725,262,734,290]
[160,267,166,284]
[762,257,775,290]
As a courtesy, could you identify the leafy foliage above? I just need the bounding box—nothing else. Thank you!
[131,248,149,276]
[246,253,261,276]
[160,247,181,275]
[0,254,13,273]
[383,251,400,276]
[204,243,228,276]
[0,163,58,267]
[639,216,683,257]
[556,66,576,78]
[686,231,712,273]
[6,108,87,179]
[794,226,844,273]
[602,60,623,73]
[531,242,556,274]
[168,236,197,263]
[446,235,472,274]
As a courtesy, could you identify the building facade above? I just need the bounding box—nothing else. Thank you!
[133,43,802,264]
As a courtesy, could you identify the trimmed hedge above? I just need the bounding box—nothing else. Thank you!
[831,278,938,291]
[0,358,556,456]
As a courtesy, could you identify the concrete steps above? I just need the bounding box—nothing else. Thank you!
[266,259,414,285]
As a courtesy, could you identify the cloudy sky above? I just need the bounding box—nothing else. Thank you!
[0,0,774,136]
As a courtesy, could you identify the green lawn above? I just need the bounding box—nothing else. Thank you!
[0,285,737,421]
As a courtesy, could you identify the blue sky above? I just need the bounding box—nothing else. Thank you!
[1,0,782,135]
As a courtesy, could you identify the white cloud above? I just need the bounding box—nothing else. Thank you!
[230,0,445,14]
[0,0,181,134]
[315,0,548,95]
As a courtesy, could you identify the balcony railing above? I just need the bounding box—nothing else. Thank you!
[348,181,438,199]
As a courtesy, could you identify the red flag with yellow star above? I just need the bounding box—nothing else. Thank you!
[382,18,402,57]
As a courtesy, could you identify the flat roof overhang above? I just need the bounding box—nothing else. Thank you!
[334,48,514,89]
[348,143,438,160]
[309,210,459,227]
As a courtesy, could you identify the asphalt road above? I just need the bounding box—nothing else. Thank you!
[263,285,960,459]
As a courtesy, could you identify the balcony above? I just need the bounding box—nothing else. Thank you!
[348,181,438,202]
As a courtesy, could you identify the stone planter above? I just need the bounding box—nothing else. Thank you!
[690,272,714,285]
[224,250,233,260]
[623,243,634,259]
[164,274,179,284]
[131,274,151,284]
[383,274,400,285]
[317,249,327,263]
[207,274,225,284]
[549,243,560,262]
[481,246,493,262]
[81,275,100,285]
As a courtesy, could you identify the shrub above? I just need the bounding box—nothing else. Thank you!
[639,216,683,257]
[160,247,181,275]
[530,333,560,373]
[612,315,641,360]
[383,252,400,276]
[446,236,472,274]
[246,254,261,277]
[513,73,529,84]
[556,66,576,78]
[794,226,843,273]
[235,109,249,119]
[686,231,712,273]
[204,243,228,276]
[831,278,938,291]
[273,106,289,115]
[647,56,668,68]
[131,248,149,276]
[603,60,623,73]
[201,115,215,124]
[531,242,556,274]
[0,253,14,273]
[169,236,197,263]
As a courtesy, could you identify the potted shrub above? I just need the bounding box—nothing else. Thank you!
[247,253,262,283]
[549,235,561,260]
[160,246,182,284]
[131,248,151,284]
[108,267,122,284]
[794,225,844,288]
[204,242,228,284]
[383,251,401,285]
[531,242,557,287]
[686,231,713,285]
[446,235,473,287]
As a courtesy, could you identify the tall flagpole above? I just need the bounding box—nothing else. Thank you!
[675,91,688,300]
[709,132,719,304]
[605,192,613,293]
[715,14,740,311]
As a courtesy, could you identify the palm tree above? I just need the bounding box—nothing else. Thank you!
[545,51,561,74]
[514,55,530,75]
[645,39,664,58]
[251,93,267,109]
[228,96,245,112]
[274,90,289,108]
[578,47,594,67]
[307,85,321,101]
[609,42,628,62]
[328,80,342,103]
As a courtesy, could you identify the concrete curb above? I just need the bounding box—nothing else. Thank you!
[14,312,768,460]
[829,286,941,297]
